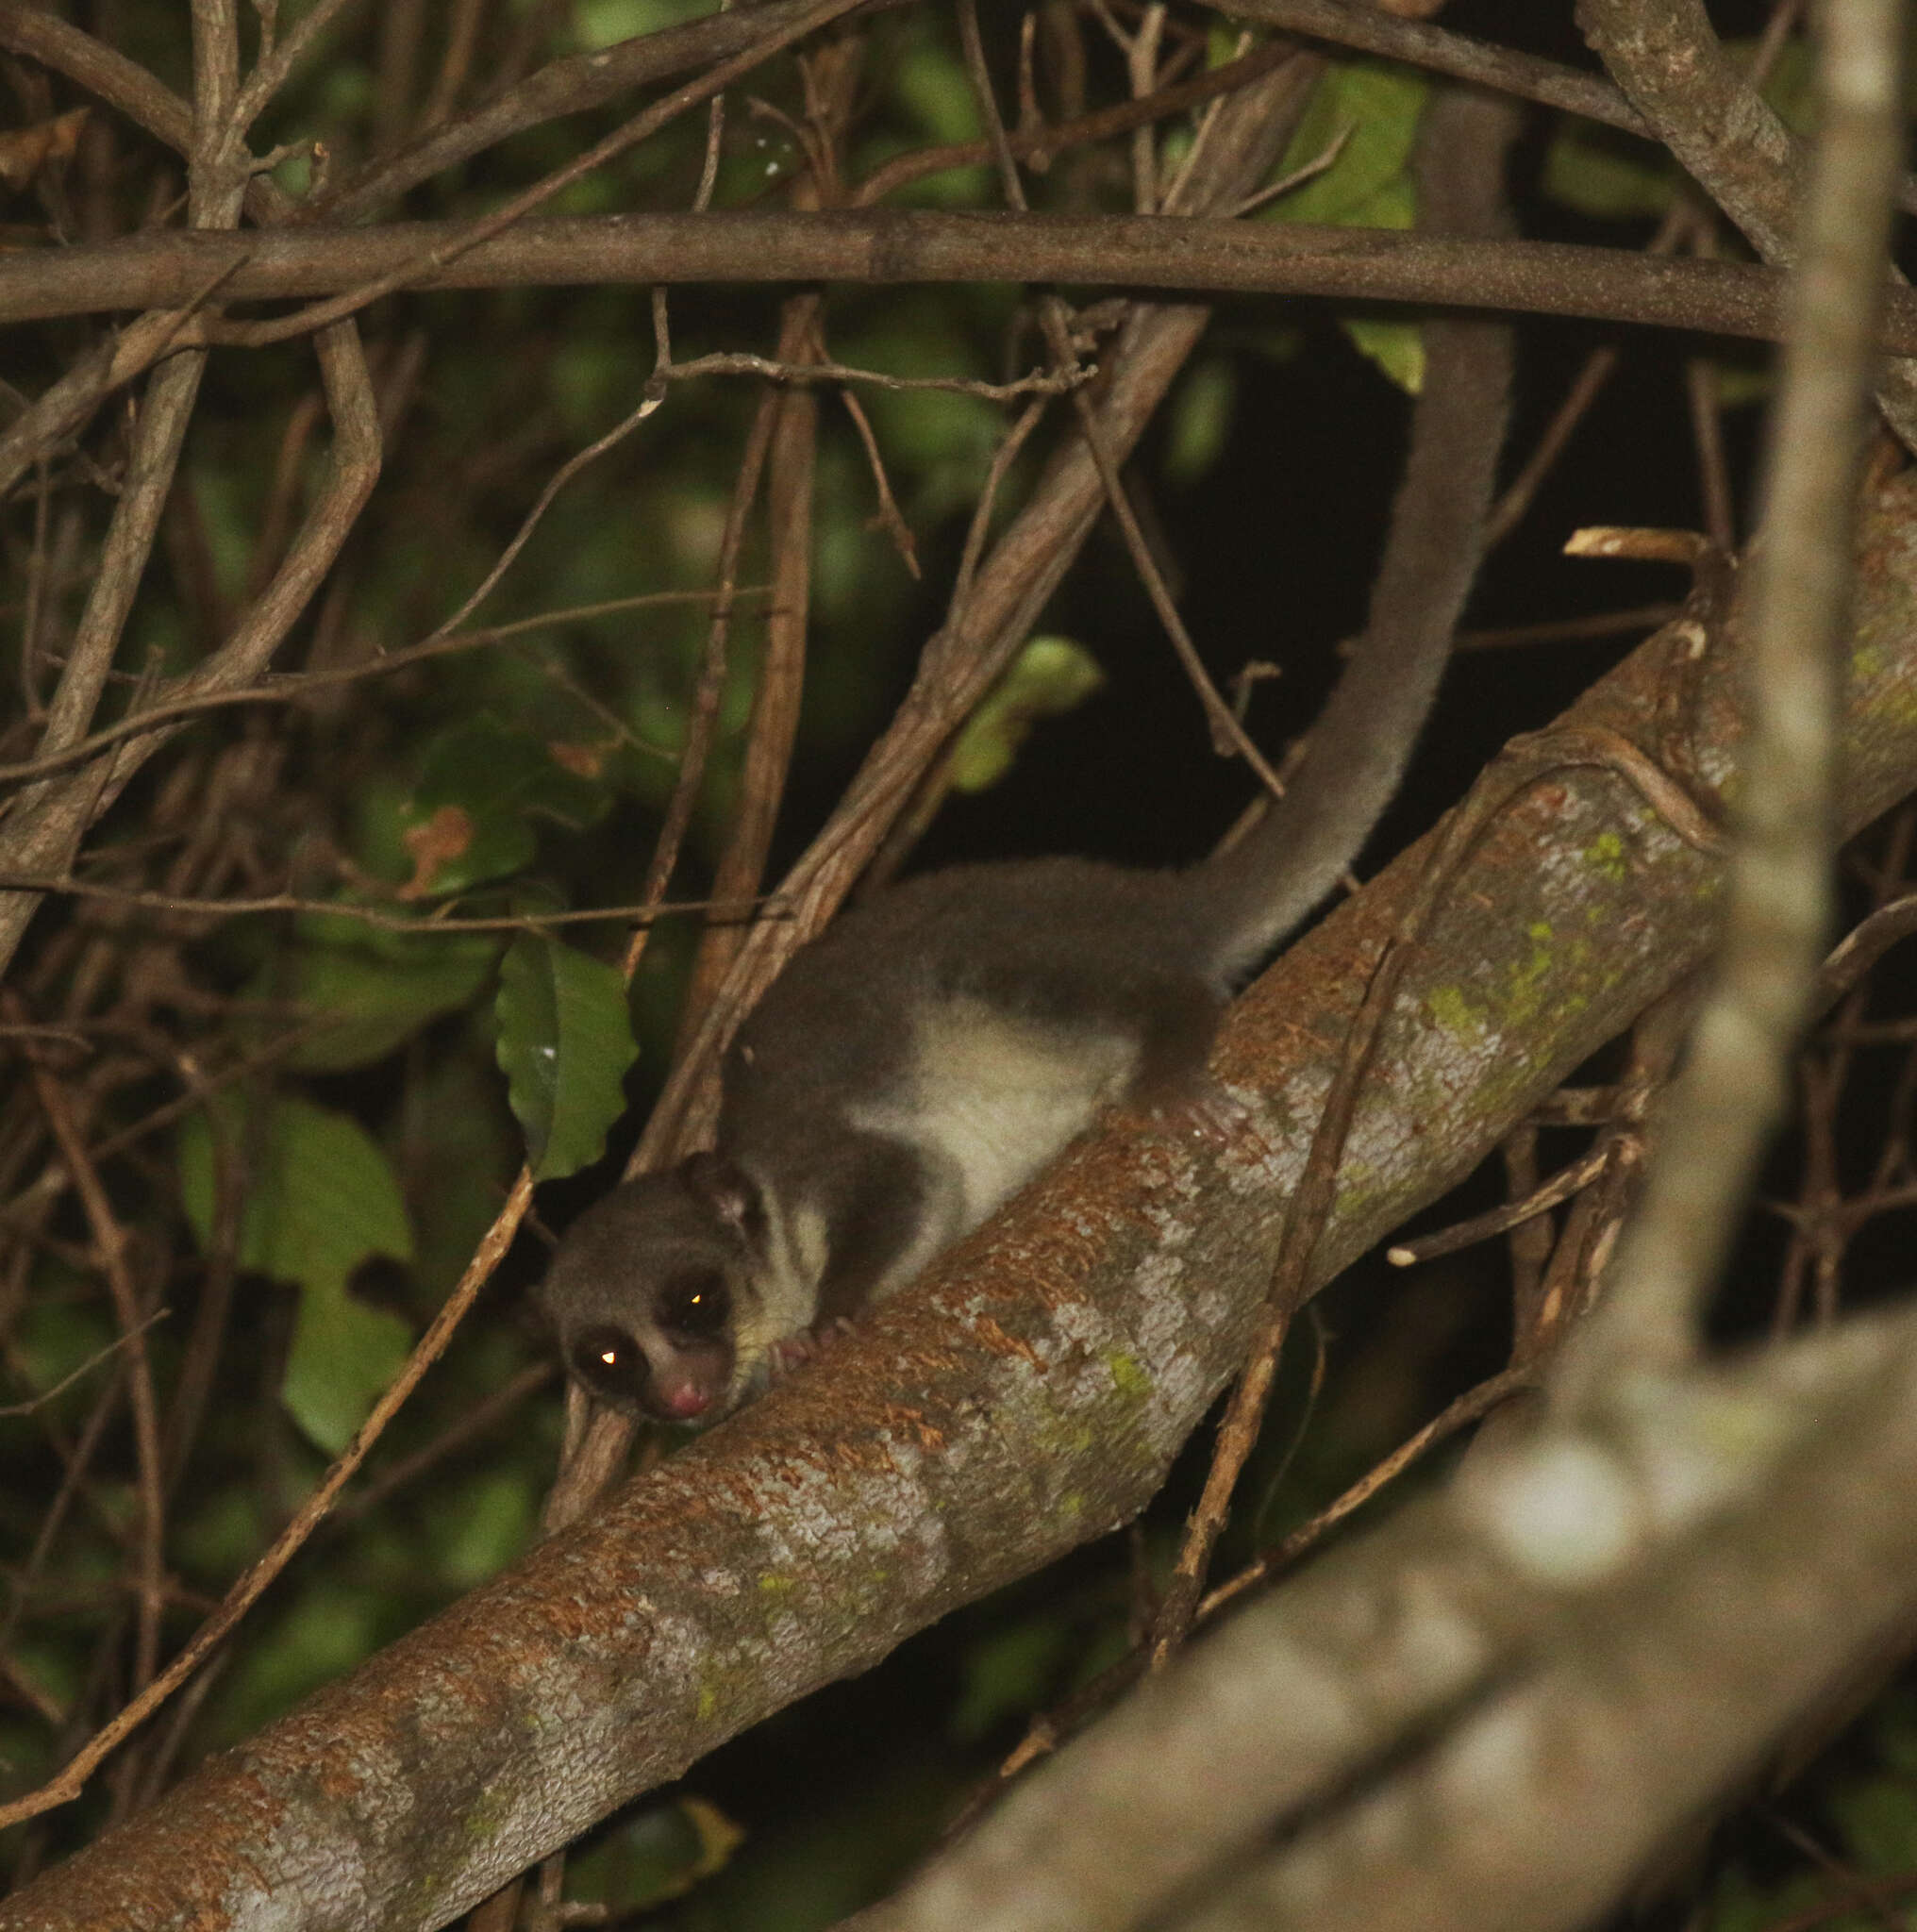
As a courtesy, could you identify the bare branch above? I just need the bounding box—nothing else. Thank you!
[851,1307,1917,1932]
[9,211,1917,356]
[1209,0,1646,137]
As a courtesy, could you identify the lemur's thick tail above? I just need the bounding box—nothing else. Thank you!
[1196,86,1519,983]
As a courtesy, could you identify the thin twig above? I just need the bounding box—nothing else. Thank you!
[0,875,771,934]
[1387,1143,1614,1268]
[1197,1363,1539,1618]
[854,36,1298,205]
[653,349,1091,400]
[25,1059,167,1694]
[428,392,665,642]
[0,1310,169,1419]
[0,591,742,787]
[333,1362,558,1524]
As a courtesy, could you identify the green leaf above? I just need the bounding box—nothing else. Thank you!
[894,39,983,144]
[1207,18,1248,68]
[211,1580,384,1742]
[1266,60,1427,229]
[9,1295,117,1425]
[575,0,715,50]
[1343,316,1425,394]
[433,1468,537,1587]
[180,1094,413,1287]
[1165,359,1237,486]
[865,383,1003,472]
[950,637,1106,793]
[1748,34,1814,134]
[1341,170,1414,234]
[950,1615,1077,1741]
[179,1094,415,1454]
[1713,358,1775,411]
[714,117,802,208]
[265,921,499,1073]
[1542,124,1675,220]
[568,1797,746,1912]
[1258,66,1429,396]
[1699,1864,1825,1932]
[283,1277,413,1457]
[1834,1773,1917,1874]
[494,935,639,1179]
[398,716,610,897]
[175,1484,266,1587]
[404,1054,520,1295]
[1874,1686,1917,1775]
[350,774,418,887]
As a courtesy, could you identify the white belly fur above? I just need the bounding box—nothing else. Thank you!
[848,993,1139,1291]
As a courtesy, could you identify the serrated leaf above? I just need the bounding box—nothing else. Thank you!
[263,923,498,1073]
[494,936,639,1179]
[179,1094,415,1455]
[1266,60,1427,229]
[398,716,610,897]
[951,637,1106,793]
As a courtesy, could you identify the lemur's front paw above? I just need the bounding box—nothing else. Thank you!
[768,1317,857,1379]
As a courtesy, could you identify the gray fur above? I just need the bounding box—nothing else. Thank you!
[542,89,1517,1428]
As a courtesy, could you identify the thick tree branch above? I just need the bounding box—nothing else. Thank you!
[851,1305,1917,1932]
[5,210,1916,355]
[12,456,1917,1932]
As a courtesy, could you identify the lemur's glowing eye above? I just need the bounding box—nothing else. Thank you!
[659,1268,730,1340]
[572,1326,646,1402]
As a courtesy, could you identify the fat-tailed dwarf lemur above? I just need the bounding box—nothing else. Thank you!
[542,90,1516,1428]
